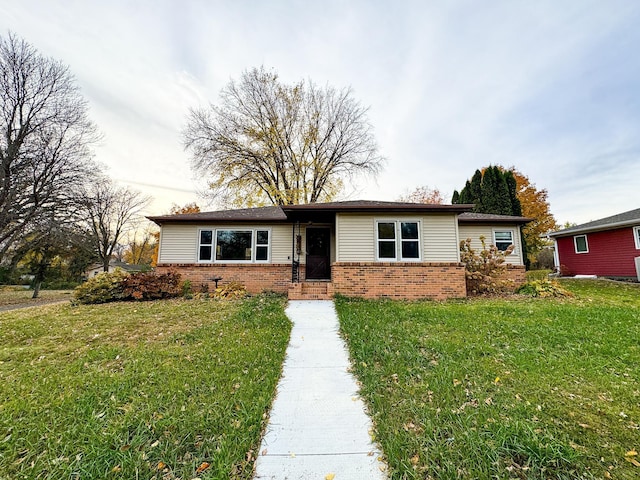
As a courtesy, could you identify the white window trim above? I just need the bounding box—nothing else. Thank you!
[197,228,271,263]
[574,234,589,254]
[633,226,640,250]
[375,219,422,262]
[198,228,214,263]
[254,229,271,263]
[492,229,516,253]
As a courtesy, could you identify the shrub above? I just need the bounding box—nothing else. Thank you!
[180,279,193,299]
[121,272,181,301]
[526,269,552,281]
[212,281,247,299]
[73,269,129,304]
[516,279,573,298]
[460,236,514,295]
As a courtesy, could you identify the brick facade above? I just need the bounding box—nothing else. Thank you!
[504,265,527,288]
[157,262,524,300]
[155,263,299,294]
[331,262,467,300]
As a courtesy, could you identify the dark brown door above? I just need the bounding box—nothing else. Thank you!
[306,228,331,280]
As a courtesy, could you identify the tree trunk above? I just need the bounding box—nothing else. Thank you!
[32,280,41,299]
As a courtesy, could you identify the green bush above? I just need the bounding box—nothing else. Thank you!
[516,279,573,298]
[73,269,129,304]
[526,269,553,281]
[121,271,181,300]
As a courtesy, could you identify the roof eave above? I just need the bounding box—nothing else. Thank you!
[548,218,640,237]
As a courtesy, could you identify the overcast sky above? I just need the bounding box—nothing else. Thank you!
[2,1,639,225]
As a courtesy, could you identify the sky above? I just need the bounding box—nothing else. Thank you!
[2,0,639,226]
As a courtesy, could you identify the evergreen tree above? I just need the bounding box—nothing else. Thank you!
[504,171,522,216]
[452,190,460,204]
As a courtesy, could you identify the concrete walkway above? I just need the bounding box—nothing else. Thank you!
[254,300,387,480]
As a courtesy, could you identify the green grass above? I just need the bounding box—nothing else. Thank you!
[0,295,290,479]
[336,279,640,479]
[0,287,72,307]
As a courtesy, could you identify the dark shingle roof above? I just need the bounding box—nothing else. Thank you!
[147,201,474,224]
[547,208,640,237]
[147,206,287,224]
[458,212,531,224]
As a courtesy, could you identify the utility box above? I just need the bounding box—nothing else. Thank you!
[636,256,640,282]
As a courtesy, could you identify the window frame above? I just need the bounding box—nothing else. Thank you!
[198,229,214,263]
[574,234,589,254]
[633,226,640,250]
[375,219,422,262]
[197,228,271,263]
[493,229,515,253]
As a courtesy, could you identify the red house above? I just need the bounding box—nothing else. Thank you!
[548,208,640,279]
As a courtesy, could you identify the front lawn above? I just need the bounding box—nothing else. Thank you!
[0,295,290,479]
[336,280,640,479]
[0,286,73,307]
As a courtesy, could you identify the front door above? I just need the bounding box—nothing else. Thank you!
[306,228,331,280]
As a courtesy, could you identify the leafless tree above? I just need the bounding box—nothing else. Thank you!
[81,179,150,272]
[184,67,384,207]
[0,32,100,262]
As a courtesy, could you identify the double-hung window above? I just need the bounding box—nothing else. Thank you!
[574,234,588,254]
[198,229,270,262]
[493,230,514,252]
[376,220,420,261]
[634,226,640,250]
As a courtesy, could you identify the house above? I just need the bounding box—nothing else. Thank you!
[147,200,529,300]
[547,208,640,280]
[84,260,148,279]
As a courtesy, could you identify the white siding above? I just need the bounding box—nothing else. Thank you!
[159,223,293,264]
[458,224,524,265]
[270,224,294,263]
[336,214,375,261]
[158,224,198,263]
[423,215,460,262]
[336,213,460,262]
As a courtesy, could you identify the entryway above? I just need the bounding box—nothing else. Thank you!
[305,227,331,280]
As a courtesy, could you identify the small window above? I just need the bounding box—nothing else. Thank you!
[401,222,420,259]
[376,220,420,261]
[494,230,514,252]
[199,230,213,261]
[574,235,588,253]
[216,230,253,261]
[377,222,397,259]
[634,226,640,250]
[256,230,269,261]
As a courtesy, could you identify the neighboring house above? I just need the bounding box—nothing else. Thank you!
[84,260,148,279]
[148,200,529,300]
[547,208,640,279]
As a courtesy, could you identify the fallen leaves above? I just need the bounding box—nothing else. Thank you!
[195,462,210,474]
[625,450,640,467]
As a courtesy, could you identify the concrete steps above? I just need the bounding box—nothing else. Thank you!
[288,282,334,300]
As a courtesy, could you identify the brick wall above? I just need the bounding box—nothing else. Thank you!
[504,265,526,288]
[155,263,297,294]
[332,262,467,300]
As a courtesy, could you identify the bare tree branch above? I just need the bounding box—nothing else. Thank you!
[183,66,384,207]
[80,178,151,272]
[0,32,100,262]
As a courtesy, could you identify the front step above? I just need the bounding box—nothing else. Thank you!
[288,282,334,300]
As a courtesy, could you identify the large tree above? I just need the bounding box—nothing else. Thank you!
[184,67,383,207]
[510,168,557,262]
[0,33,99,262]
[81,179,150,272]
